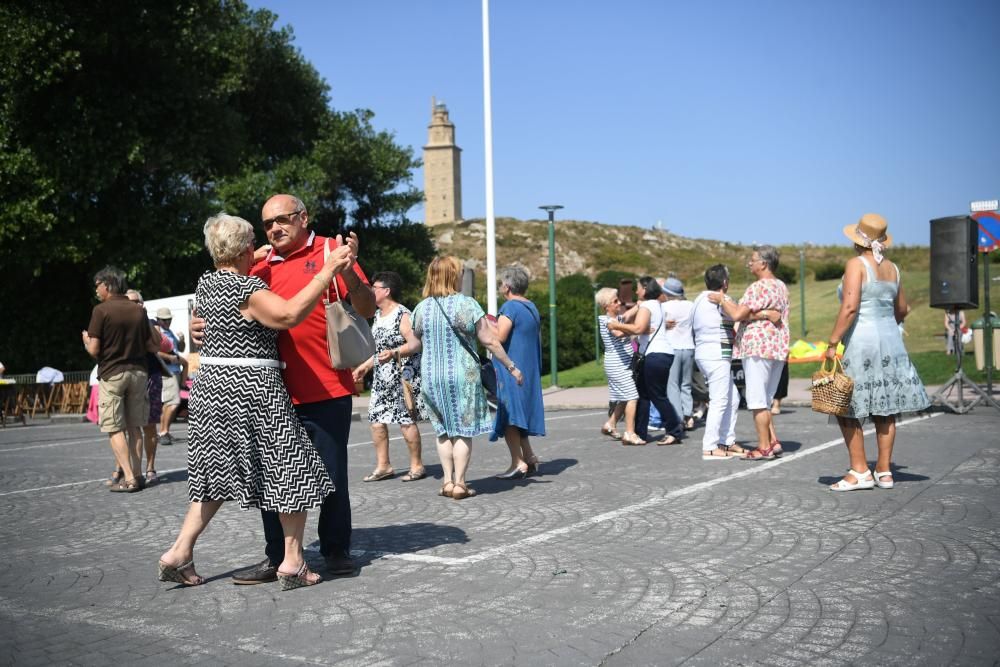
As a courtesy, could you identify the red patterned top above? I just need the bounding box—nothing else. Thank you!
[734,278,790,360]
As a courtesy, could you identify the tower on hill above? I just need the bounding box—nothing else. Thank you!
[423,98,462,225]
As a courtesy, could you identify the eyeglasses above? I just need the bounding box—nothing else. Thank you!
[372,284,388,290]
[747,257,763,266]
[262,209,303,231]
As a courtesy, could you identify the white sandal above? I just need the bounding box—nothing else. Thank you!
[830,468,875,492]
[873,470,894,489]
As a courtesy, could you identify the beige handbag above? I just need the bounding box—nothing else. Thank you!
[323,239,375,369]
[810,357,854,416]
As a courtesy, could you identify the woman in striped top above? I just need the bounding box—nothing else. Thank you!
[596,287,641,444]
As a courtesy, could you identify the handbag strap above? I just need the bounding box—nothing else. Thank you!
[641,302,665,352]
[322,238,343,304]
[432,297,482,364]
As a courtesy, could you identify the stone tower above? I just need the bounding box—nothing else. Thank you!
[423,98,462,225]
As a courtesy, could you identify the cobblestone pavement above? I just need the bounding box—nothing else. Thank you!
[1,406,999,666]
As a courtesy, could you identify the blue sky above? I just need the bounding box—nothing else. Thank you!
[248,0,1000,246]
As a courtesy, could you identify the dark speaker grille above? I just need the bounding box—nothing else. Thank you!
[929,216,978,309]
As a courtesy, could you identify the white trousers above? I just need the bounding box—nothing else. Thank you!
[742,356,783,410]
[696,358,738,451]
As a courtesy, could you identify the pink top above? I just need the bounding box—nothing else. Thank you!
[734,278,790,360]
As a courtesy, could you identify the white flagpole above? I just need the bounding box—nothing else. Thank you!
[482,0,497,316]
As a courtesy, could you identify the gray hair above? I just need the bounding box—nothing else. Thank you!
[499,265,530,296]
[595,287,619,309]
[204,212,255,267]
[125,289,143,304]
[754,244,780,272]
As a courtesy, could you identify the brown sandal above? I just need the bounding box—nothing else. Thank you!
[438,482,455,497]
[451,483,477,500]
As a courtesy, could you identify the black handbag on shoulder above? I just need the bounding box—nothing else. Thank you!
[432,297,497,398]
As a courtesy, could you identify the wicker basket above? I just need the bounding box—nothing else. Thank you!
[810,357,854,416]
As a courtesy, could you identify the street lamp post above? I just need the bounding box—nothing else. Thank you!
[539,205,563,387]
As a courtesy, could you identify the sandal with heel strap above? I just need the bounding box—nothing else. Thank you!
[277,561,322,591]
[158,559,204,586]
[451,482,477,500]
[830,468,875,492]
[873,469,894,489]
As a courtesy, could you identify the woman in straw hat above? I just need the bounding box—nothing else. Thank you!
[824,213,930,492]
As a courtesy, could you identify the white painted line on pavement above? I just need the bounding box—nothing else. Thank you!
[0,437,106,453]
[0,467,188,497]
[376,412,942,565]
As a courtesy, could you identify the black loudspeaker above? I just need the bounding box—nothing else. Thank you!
[930,216,978,309]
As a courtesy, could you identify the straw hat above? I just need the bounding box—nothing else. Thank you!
[843,213,892,248]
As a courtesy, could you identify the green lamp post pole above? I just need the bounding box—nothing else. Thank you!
[799,248,807,339]
[540,204,563,387]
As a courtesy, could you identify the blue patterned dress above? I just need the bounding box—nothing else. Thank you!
[839,258,930,419]
[413,294,492,437]
[490,298,546,441]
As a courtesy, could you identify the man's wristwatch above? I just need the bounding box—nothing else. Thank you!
[507,363,517,372]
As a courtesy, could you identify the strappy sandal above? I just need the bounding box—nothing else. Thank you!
[145,469,158,484]
[744,446,775,461]
[277,561,322,591]
[399,468,426,482]
[363,468,395,482]
[106,467,124,487]
[158,559,204,586]
[721,444,748,458]
[702,448,735,460]
[769,441,784,457]
[830,468,875,491]
[655,436,681,446]
[451,482,477,500]
[600,425,622,440]
[621,432,647,446]
[438,482,455,497]
[873,470,894,489]
[109,477,143,493]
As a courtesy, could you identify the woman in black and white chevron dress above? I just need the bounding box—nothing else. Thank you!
[158,212,353,591]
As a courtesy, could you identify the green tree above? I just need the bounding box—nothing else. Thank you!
[0,0,426,372]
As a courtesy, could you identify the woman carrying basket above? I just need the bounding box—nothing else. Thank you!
[824,214,929,492]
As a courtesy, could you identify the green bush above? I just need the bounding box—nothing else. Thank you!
[774,263,797,285]
[814,262,843,281]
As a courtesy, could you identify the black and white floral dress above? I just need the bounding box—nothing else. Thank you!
[187,271,333,512]
[368,305,425,424]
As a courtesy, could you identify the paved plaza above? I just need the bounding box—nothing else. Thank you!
[1,400,999,666]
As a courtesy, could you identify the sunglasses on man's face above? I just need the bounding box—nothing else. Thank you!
[262,209,303,231]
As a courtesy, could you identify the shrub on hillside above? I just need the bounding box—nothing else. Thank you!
[774,263,797,284]
[814,262,844,281]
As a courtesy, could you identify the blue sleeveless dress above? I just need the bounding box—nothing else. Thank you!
[838,257,930,420]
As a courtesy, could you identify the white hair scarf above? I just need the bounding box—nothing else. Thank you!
[855,226,886,264]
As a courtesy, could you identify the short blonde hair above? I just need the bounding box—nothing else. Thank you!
[204,212,255,267]
[422,256,462,298]
[595,287,619,309]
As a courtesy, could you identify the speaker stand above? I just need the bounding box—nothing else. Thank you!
[931,311,1000,414]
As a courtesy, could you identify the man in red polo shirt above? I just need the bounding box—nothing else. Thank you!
[229,194,375,583]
